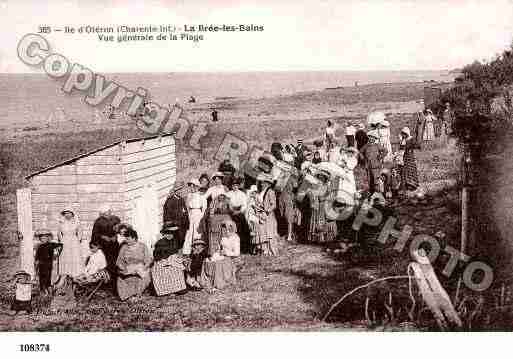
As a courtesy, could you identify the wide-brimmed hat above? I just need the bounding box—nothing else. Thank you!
[14,270,31,278]
[367,130,380,139]
[401,127,411,137]
[380,120,390,128]
[367,111,386,126]
[211,171,224,180]
[187,178,201,187]
[192,239,206,246]
[315,169,331,181]
[35,228,53,237]
[98,204,112,214]
[161,221,179,234]
[231,176,243,185]
[61,207,74,216]
[256,172,274,184]
[343,146,359,153]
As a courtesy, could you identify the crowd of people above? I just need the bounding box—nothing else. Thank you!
[13,109,452,310]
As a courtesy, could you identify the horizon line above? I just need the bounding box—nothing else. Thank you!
[0,68,459,75]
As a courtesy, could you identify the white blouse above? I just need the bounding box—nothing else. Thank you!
[205,185,226,200]
[84,249,107,276]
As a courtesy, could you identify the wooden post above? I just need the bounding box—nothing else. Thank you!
[461,146,471,258]
[410,250,462,329]
[16,188,34,278]
[461,186,469,258]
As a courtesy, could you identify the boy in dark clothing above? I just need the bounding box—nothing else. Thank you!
[34,229,63,295]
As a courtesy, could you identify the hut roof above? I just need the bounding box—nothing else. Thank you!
[26,132,175,180]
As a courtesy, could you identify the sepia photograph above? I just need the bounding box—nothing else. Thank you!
[1,0,513,356]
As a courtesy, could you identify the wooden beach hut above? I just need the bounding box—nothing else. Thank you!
[16,133,176,276]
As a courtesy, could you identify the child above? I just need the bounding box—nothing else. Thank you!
[220,220,240,258]
[186,239,207,290]
[11,271,33,315]
[75,240,107,284]
[34,229,63,296]
[245,185,259,241]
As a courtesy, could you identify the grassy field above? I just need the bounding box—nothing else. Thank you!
[0,82,474,331]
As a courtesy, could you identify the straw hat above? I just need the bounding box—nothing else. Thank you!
[98,204,112,214]
[212,171,224,180]
[35,228,52,237]
[60,207,74,216]
[367,111,386,126]
[160,221,179,234]
[192,239,206,246]
[256,172,274,184]
[367,130,380,139]
[343,146,359,153]
[315,169,331,182]
[187,178,201,187]
[401,127,411,137]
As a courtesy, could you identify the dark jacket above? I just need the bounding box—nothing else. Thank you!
[360,142,387,169]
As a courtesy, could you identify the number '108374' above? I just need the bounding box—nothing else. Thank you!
[19,344,50,352]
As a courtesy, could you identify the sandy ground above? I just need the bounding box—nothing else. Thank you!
[0,80,480,331]
[0,81,429,142]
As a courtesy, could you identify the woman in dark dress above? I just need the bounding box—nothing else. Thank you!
[399,127,420,191]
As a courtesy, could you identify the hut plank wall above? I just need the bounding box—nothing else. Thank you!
[122,136,176,229]
[26,134,176,246]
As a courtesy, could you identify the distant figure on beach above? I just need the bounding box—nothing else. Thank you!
[355,81,359,87]
[189,96,196,103]
[212,109,219,122]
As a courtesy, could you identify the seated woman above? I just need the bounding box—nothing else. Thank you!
[116,225,152,302]
[200,219,237,291]
[151,222,187,296]
[75,239,108,285]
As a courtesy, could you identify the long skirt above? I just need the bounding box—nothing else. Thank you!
[183,209,204,255]
[200,257,236,290]
[307,205,337,243]
[402,152,419,190]
[231,212,251,254]
[59,235,83,277]
[117,273,151,301]
[252,214,279,255]
[423,122,435,141]
[207,214,232,256]
[367,167,383,193]
[151,263,186,296]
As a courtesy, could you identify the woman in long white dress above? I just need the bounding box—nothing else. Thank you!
[183,179,207,255]
[57,208,83,278]
[422,109,436,141]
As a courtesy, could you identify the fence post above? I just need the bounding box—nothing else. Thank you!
[16,188,34,278]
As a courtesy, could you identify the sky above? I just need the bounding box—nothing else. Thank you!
[1,0,513,72]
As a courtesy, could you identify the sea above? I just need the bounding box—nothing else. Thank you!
[0,70,455,129]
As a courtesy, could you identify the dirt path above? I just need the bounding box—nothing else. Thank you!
[0,187,463,331]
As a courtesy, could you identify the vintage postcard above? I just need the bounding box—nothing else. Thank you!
[1,0,513,357]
